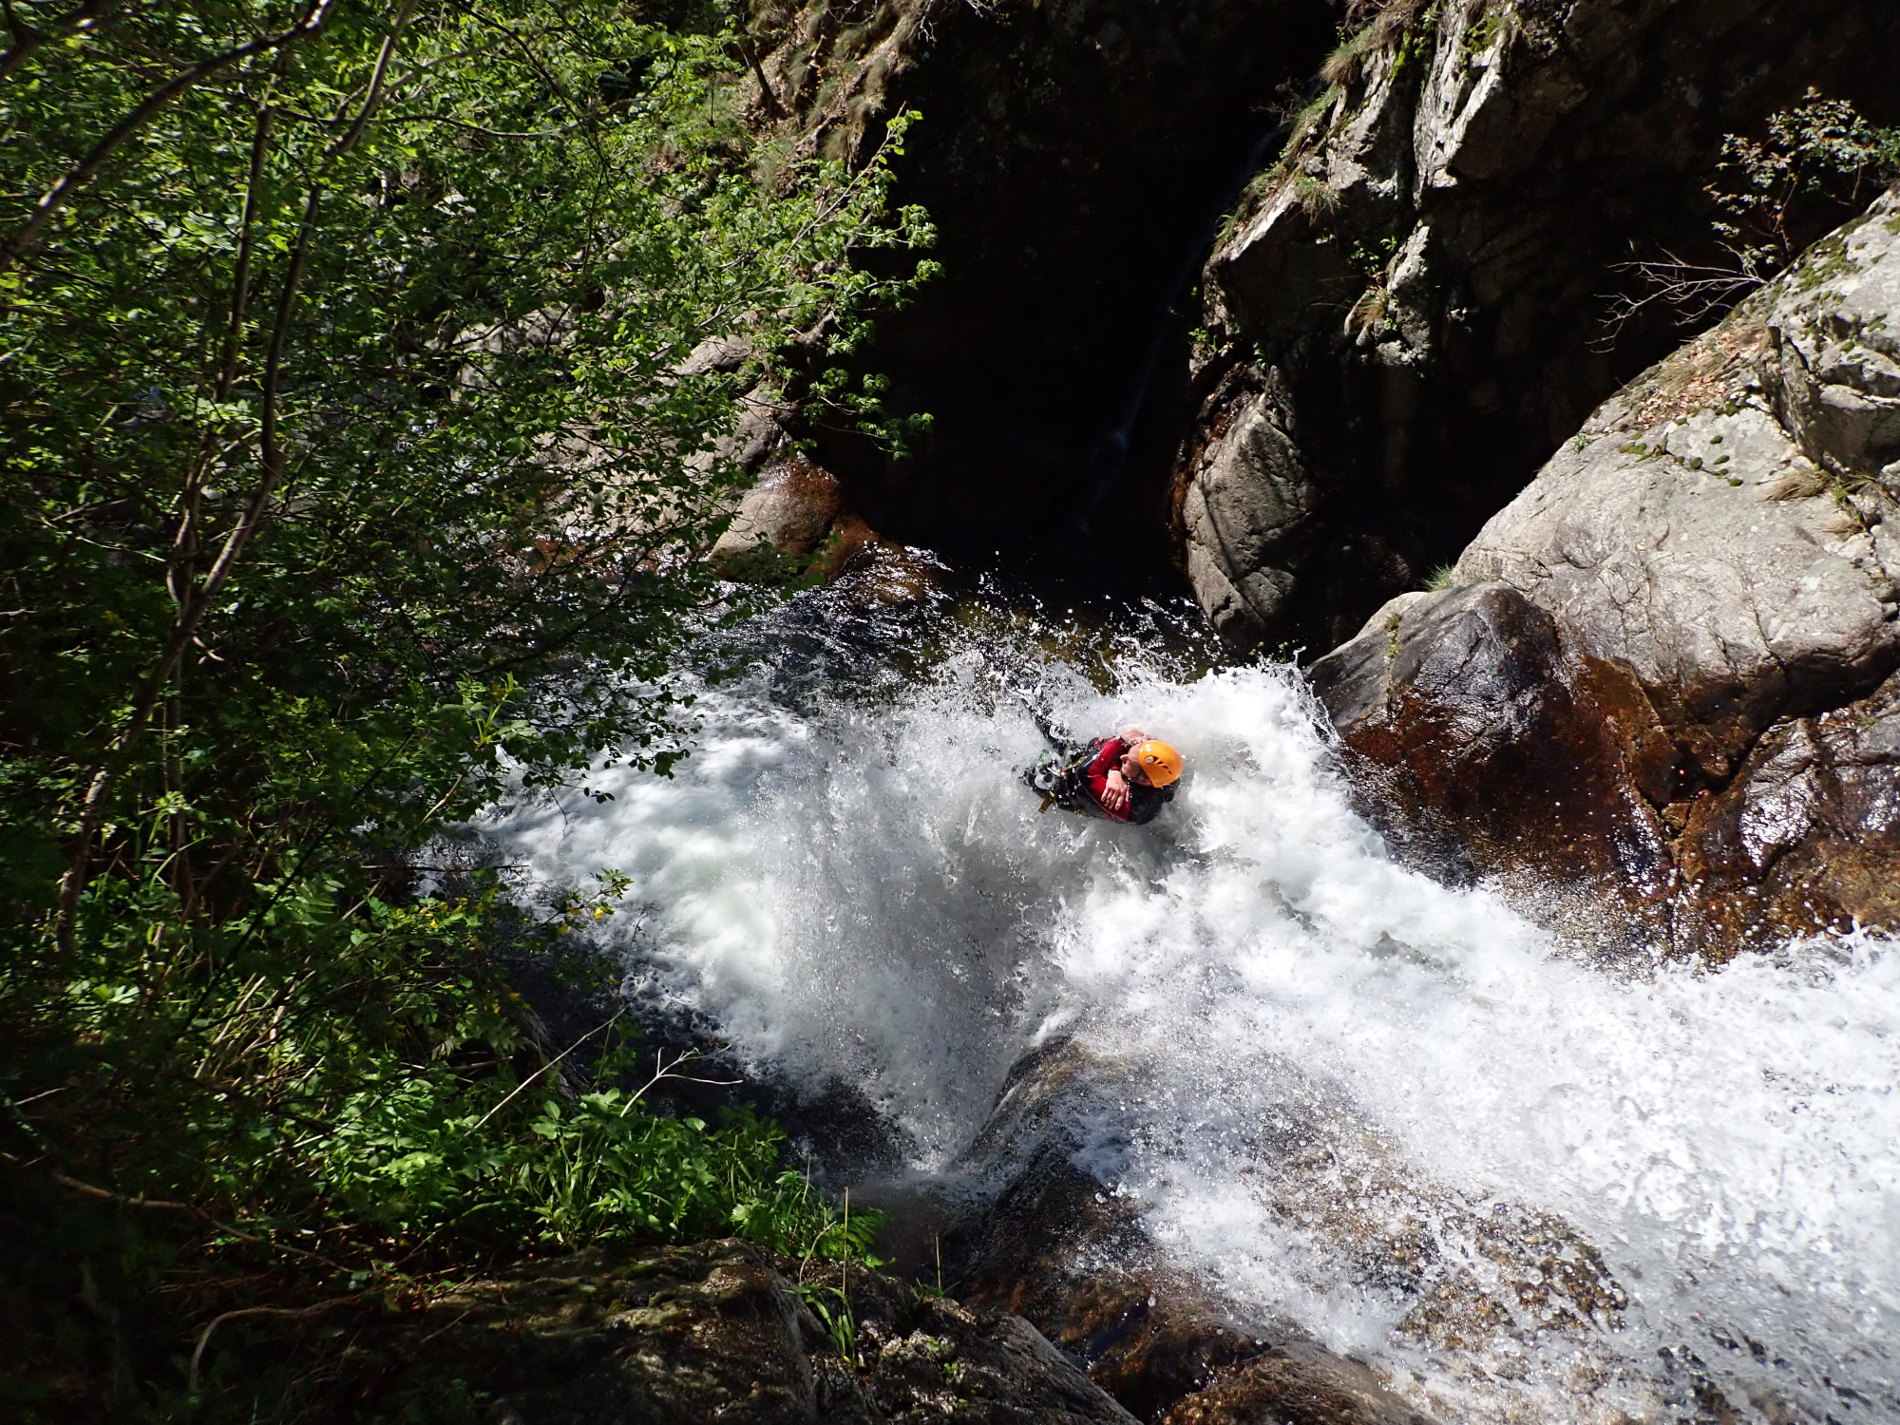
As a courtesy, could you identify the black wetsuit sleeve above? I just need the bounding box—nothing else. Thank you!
[1126,782,1175,825]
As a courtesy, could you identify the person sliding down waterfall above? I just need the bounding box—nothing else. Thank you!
[1020,708,1184,824]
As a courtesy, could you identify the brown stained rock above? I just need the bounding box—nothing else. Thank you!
[1161,1352,1436,1425]
[708,454,894,586]
[950,1042,1409,1425]
[1673,670,1900,947]
[953,1147,1265,1418]
[1316,583,1900,957]
[712,454,848,570]
[1310,582,1679,920]
[1310,191,1900,960]
[957,1151,1435,1425]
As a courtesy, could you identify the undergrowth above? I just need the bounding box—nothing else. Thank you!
[0,1,912,1417]
[1,872,879,1421]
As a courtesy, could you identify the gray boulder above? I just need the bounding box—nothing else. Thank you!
[1312,191,1900,956]
[1457,190,1900,758]
[1181,371,1319,646]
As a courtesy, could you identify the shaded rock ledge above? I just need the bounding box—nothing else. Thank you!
[262,1239,1137,1424]
[1311,188,1900,958]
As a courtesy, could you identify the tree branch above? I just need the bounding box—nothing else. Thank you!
[0,0,339,273]
[188,1293,374,1395]
[53,4,413,950]
[0,0,128,88]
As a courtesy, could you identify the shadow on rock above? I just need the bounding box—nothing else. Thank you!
[247,1240,1139,1425]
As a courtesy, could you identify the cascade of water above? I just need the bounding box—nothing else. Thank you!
[487,581,1900,1425]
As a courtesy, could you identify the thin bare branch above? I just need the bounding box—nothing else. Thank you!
[188,1293,374,1394]
[470,1010,624,1132]
[49,1169,194,1211]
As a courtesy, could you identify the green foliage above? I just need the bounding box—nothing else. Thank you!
[1710,89,1900,278]
[799,1279,863,1364]
[1459,3,1508,60]
[1290,84,1344,148]
[1603,91,1898,340]
[1320,0,1434,87]
[789,1189,880,1368]
[1349,232,1401,278]
[0,2,920,1415]
[1321,21,1385,87]
[312,1046,849,1256]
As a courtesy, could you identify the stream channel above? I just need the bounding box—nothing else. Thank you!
[484,552,1900,1425]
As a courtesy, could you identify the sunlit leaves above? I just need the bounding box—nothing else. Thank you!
[0,0,919,1359]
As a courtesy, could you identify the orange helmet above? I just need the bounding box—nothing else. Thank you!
[1132,739,1183,787]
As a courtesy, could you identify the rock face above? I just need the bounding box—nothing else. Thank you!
[704,0,1343,583]
[301,1240,1138,1424]
[1180,0,1900,650]
[758,0,1335,568]
[1312,190,1900,957]
[711,452,881,581]
[947,1038,1619,1424]
[949,1042,1443,1425]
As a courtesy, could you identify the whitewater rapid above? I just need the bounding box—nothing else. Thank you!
[487,574,1900,1424]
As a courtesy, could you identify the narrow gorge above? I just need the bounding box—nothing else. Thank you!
[6,3,1899,1423]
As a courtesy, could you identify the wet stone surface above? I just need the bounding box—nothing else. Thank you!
[1310,191,1900,959]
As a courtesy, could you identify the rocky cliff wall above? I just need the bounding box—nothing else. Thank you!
[715,0,1344,579]
[789,0,1337,567]
[1179,0,1900,650]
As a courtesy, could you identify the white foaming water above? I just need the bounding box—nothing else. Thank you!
[488,595,1900,1423]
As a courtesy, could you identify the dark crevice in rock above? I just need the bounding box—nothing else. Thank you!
[799,0,1339,586]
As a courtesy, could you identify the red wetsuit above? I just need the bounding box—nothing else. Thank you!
[1025,731,1177,824]
[1079,737,1178,824]
[1081,737,1135,821]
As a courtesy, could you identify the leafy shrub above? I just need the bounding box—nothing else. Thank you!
[1711,89,1900,276]
[0,1,912,1415]
[1603,92,1900,337]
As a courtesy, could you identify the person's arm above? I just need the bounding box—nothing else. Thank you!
[1087,738,1133,818]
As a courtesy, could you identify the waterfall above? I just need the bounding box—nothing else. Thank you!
[486,571,1900,1425]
